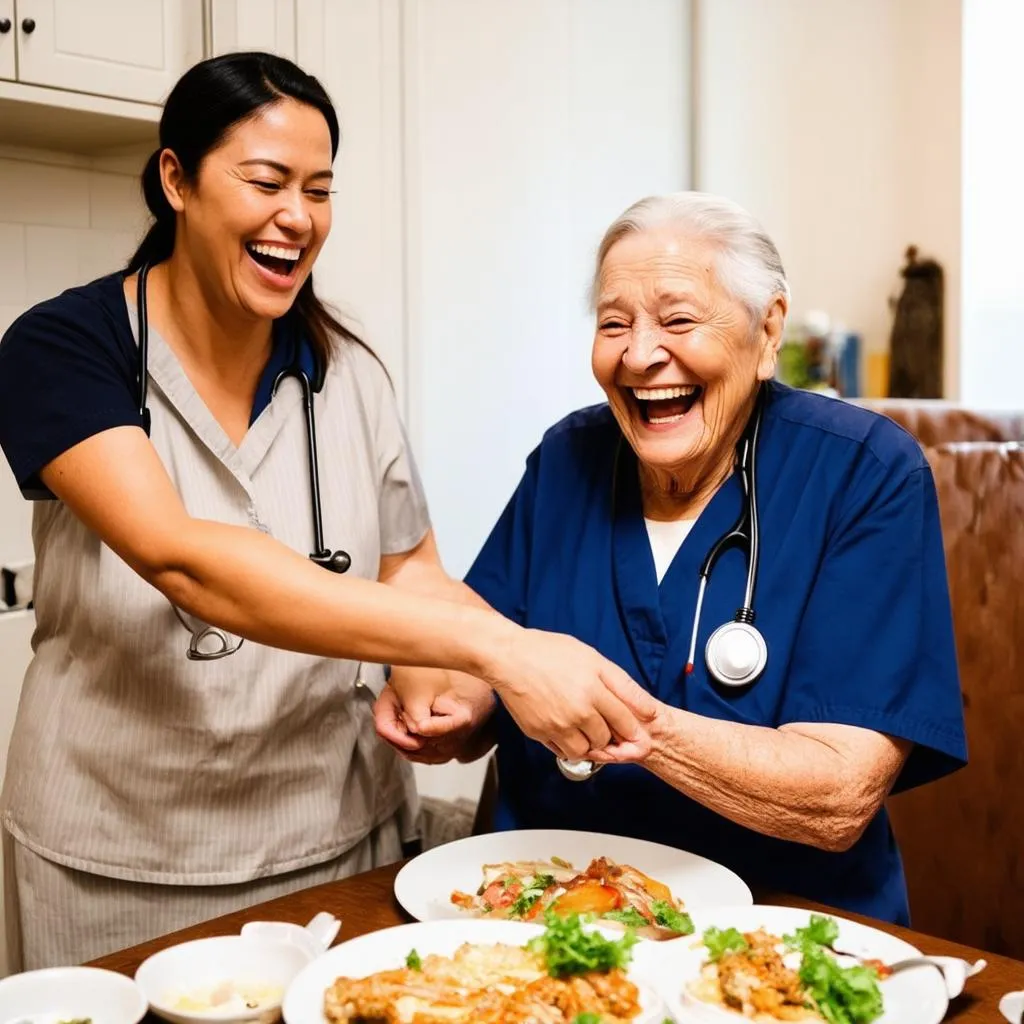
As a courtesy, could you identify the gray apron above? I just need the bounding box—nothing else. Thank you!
[2,307,428,886]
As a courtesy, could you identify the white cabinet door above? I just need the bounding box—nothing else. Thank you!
[210,0,296,61]
[0,2,14,80]
[13,0,203,104]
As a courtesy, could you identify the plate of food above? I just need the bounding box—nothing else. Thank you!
[393,828,752,938]
[281,914,671,1023]
[630,904,951,1024]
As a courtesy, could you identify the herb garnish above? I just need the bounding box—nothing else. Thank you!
[784,915,884,1024]
[405,948,422,970]
[702,925,750,961]
[601,907,648,928]
[508,873,555,917]
[527,910,638,978]
[651,899,694,934]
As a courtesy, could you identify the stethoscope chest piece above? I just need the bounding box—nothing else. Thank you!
[705,619,767,687]
[556,757,603,782]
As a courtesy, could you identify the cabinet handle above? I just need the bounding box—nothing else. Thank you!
[0,18,11,33]
[21,17,35,34]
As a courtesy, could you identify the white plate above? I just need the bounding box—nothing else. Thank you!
[630,904,950,1024]
[281,918,669,1024]
[393,828,752,923]
[0,965,147,1024]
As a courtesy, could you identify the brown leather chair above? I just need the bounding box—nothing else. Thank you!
[865,427,1024,958]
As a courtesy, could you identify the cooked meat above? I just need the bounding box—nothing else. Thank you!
[716,930,814,1021]
[323,941,641,1024]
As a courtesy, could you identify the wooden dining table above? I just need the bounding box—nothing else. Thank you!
[89,860,1024,1022]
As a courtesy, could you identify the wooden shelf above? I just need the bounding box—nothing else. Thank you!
[0,80,160,155]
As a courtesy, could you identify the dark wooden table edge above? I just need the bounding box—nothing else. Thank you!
[87,860,1024,1022]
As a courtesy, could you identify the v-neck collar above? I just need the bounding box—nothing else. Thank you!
[610,441,743,689]
[121,292,306,493]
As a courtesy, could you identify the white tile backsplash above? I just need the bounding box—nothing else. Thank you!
[0,153,144,563]
[89,171,147,234]
[0,159,92,228]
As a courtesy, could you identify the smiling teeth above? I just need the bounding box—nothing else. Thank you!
[632,385,698,400]
[248,242,301,261]
[649,412,687,424]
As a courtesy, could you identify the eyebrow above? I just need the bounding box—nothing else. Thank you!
[655,289,699,306]
[238,159,334,181]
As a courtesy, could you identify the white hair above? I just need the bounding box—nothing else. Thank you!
[589,191,790,325]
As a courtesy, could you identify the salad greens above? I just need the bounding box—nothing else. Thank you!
[702,925,750,961]
[528,910,638,978]
[650,899,694,934]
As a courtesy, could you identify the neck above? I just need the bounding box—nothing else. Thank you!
[146,255,273,396]
[639,389,760,521]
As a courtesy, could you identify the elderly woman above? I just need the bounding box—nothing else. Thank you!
[377,191,967,924]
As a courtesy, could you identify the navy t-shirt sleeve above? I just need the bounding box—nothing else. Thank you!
[464,447,541,626]
[779,452,967,792]
[0,280,142,498]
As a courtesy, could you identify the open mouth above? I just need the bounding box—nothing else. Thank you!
[245,241,303,280]
[631,384,703,425]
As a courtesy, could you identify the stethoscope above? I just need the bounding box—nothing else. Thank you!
[556,387,768,782]
[136,264,351,660]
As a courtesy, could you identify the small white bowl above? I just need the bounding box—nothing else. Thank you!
[135,914,340,1024]
[0,964,147,1024]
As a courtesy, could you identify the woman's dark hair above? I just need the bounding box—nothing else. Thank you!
[127,51,365,373]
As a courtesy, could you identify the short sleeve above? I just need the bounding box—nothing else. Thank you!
[780,458,967,792]
[0,280,141,498]
[350,346,431,556]
[464,449,540,625]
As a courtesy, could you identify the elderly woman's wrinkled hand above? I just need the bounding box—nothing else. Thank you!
[487,629,658,762]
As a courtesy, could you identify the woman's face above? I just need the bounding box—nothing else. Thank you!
[164,97,334,322]
[591,228,784,485]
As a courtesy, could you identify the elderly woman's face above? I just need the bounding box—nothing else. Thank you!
[592,229,781,479]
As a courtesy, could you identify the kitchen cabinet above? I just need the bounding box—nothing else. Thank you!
[13,0,203,104]
[0,4,14,81]
[211,0,296,62]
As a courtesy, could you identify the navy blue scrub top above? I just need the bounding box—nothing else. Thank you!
[0,272,317,499]
[465,382,967,925]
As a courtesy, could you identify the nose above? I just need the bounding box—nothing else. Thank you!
[621,319,669,375]
[275,186,313,235]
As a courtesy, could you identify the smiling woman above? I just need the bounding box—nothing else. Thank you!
[0,52,660,971]
[380,191,967,929]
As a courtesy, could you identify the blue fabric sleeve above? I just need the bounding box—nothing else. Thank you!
[464,448,540,624]
[0,281,142,498]
[779,458,967,792]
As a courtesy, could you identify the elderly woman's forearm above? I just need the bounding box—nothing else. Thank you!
[643,710,898,852]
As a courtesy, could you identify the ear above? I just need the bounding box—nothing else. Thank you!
[158,149,188,214]
[755,294,788,381]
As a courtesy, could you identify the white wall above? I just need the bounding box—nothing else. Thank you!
[960,0,1024,409]
[398,0,692,801]
[695,0,961,398]
[405,0,692,581]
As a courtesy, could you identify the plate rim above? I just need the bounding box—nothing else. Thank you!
[654,902,950,1024]
[393,827,754,922]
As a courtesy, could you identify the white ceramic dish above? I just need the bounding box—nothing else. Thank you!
[282,918,670,1024]
[631,903,951,1024]
[393,827,752,923]
[0,965,147,1024]
[1001,990,1024,1023]
[135,913,340,1024]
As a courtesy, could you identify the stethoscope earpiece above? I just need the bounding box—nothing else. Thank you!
[704,619,768,687]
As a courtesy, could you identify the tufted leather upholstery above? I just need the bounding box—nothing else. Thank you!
[869,400,1024,957]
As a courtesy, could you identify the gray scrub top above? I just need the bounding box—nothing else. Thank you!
[1,306,429,884]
